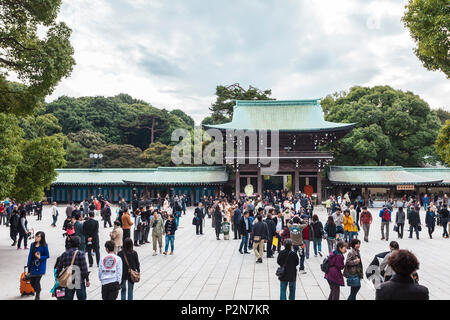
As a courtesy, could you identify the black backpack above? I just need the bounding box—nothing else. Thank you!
[320,257,330,273]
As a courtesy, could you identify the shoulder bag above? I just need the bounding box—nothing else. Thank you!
[57,250,78,288]
[123,252,140,283]
[275,251,291,280]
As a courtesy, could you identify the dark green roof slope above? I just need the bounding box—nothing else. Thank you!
[328,166,445,185]
[203,100,356,132]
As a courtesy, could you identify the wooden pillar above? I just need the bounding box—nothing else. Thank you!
[190,187,194,206]
[257,167,263,197]
[235,170,240,201]
[110,186,113,202]
[363,187,369,206]
[67,186,71,203]
[294,168,299,194]
[317,171,322,203]
[415,186,420,202]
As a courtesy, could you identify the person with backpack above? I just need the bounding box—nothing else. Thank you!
[344,239,363,300]
[58,236,90,300]
[379,205,391,241]
[395,206,406,239]
[98,240,122,300]
[324,240,347,300]
[289,216,307,273]
[324,215,337,255]
[118,238,140,300]
[26,231,50,300]
[277,239,299,300]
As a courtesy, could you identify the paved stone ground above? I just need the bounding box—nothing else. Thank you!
[0,205,448,300]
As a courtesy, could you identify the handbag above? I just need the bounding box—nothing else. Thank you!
[418,225,422,232]
[393,224,399,232]
[346,273,360,287]
[123,252,140,283]
[192,217,198,225]
[57,250,78,288]
[275,252,291,279]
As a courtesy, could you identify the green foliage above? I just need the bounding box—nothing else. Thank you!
[11,135,66,202]
[0,0,75,115]
[170,109,195,128]
[205,84,274,125]
[436,108,450,125]
[435,120,450,165]
[322,85,442,166]
[20,113,62,139]
[139,142,174,168]
[67,129,107,150]
[96,144,144,168]
[402,0,450,78]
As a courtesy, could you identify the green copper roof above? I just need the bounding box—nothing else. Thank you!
[328,166,445,185]
[203,100,356,132]
[403,168,450,185]
[52,167,228,186]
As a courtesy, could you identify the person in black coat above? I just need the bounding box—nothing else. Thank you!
[213,205,223,240]
[376,249,428,300]
[102,204,112,228]
[251,214,269,263]
[277,239,299,300]
[265,210,277,258]
[118,238,140,300]
[238,211,252,254]
[232,206,242,240]
[408,208,421,239]
[83,211,100,267]
[194,203,205,235]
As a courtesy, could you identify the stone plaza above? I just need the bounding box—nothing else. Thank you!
[0,205,449,300]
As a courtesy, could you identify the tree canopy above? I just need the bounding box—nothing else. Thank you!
[402,0,450,78]
[321,85,443,166]
[435,120,450,166]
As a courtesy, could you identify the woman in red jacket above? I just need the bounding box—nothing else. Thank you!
[324,241,347,300]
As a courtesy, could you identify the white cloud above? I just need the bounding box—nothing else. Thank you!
[48,0,450,124]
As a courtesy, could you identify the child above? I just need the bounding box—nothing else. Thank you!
[221,217,230,240]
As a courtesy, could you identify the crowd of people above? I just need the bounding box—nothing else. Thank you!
[2,189,448,300]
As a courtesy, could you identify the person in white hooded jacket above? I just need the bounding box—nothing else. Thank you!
[98,240,122,300]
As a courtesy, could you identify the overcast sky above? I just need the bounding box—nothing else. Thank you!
[48,0,450,124]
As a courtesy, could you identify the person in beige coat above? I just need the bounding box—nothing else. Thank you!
[110,220,123,254]
[151,211,164,256]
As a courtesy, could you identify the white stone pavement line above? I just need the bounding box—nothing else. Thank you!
[213,241,242,300]
[231,240,248,300]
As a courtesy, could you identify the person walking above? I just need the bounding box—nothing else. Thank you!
[151,211,164,256]
[73,213,86,252]
[344,239,363,300]
[26,231,50,300]
[264,211,276,258]
[121,209,133,243]
[110,220,123,254]
[238,211,252,254]
[9,208,20,246]
[102,203,112,228]
[133,209,143,247]
[51,202,58,227]
[232,205,242,240]
[289,216,307,273]
[83,211,100,268]
[35,201,43,221]
[277,239,299,300]
[118,238,140,300]
[408,206,421,240]
[58,236,90,300]
[98,240,122,300]
[17,210,29,250]
[324,215,337,255]
[379,205,392,241]
[213,205,223,240]
[324,240,347,300]
[379,241,400,282]
[425,206,436,239]
[251,214,268,263]
[163,214,177,255]
[194,202,205,235]
[302,216,314,259]
[272,210,285,254]
[395,206,405,239]
[376,250,429,300]
[343,209,354,243]
[439,204,449,238]
[311,214,324,257]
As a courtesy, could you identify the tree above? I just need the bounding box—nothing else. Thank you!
[321,85,442,166]
[206,83,274,125]
[11,135,66,202]
[436,108,450,125]
[97,144,144,168]
[402,0,450,78]
[435,120,450,165]
[0,0,75,115]
[170,109,195,128]
[67,129,107,150]
[139,142,174,168]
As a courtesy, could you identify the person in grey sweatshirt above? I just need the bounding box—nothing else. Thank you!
[395,207,406,239]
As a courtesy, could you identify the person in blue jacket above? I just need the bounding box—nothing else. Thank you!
[27,231,50,300]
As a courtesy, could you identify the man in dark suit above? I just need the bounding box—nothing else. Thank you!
[264,210,276,258]
[102,203,112,228]
[376,249,428,300]
[232,205,242,240]
[83,211,100,267]
[408,207,421,239]
[238,211,252,254]
[194,202,205,235]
